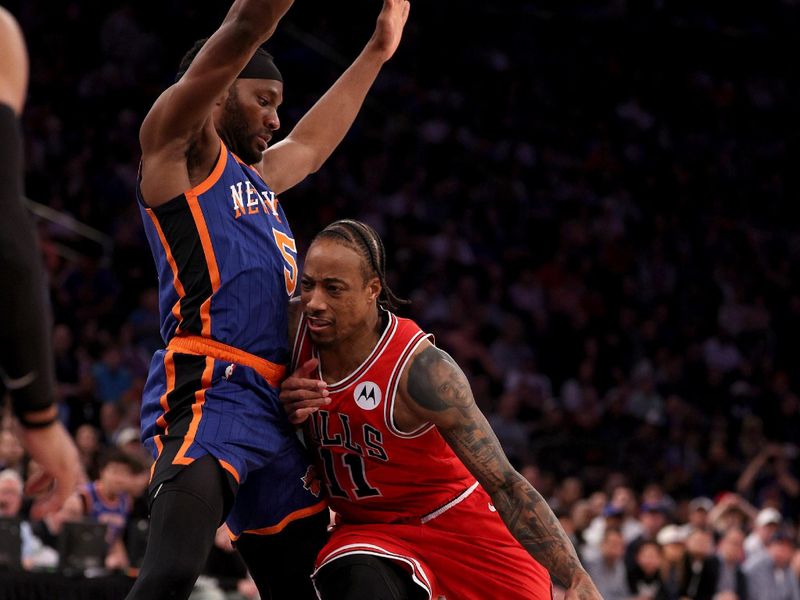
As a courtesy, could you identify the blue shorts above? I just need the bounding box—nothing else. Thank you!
[141,349,325,536]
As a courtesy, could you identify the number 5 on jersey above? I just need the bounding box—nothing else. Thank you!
[272,228,297,296]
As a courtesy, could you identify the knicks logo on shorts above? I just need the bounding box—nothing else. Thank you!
[353,381,382,410]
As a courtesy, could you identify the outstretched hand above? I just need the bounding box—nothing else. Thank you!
[20,421,86,520]
[280,358,330,425]
[368,0,411,63]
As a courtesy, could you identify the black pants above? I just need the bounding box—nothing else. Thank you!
[125,455,233,600]
[126,455,328,600]
[235,509,329,600]
[314,554,428,600]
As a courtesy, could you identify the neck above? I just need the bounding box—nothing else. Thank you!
[319,310,383,383]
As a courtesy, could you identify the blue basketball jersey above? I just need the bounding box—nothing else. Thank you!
[80,482,131,545]
[137,140,297,364]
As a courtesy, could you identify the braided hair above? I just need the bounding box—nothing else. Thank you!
[313,220,408,312]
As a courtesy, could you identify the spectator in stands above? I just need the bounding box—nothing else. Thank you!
[0,469,52,569]
[715,528,748,600]
[744,507,783,562]
[627,500,671,570]
[62,449,143,570]
[737,445,800,522]
[0,429,25,473]
[74,423,102,480]
[709,495,756,539]
[687,497,715,533]
[627,540,668,600]
[657,524,687,599]
[743,530,800,600]
[586,527,629,600]
[680,529,719,600]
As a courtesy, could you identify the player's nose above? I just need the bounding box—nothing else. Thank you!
[264,108,280,132]
[305,287,327,311]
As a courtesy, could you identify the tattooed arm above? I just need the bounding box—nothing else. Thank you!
[401,342,601,599]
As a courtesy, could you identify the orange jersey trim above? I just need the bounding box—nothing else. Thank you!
[218,459,241,484]
[185,194,221,338]
[149,436,163,483]
[231,501,327,539]
[145,211,184,328]
[173,356,214,466]
[155,351,175,432]
[167,335,286,388]
[187,139,228,197]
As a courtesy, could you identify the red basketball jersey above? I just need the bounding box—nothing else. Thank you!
[292,311,476,525]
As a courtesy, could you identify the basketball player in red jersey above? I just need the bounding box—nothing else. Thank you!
[132,1,410,599]
[281,220,602,600]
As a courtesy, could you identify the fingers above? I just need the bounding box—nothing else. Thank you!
[289,406,322,425]
[281,358,329,424]
[29,476,71,520]
[19,423,85,519]
[24,470,53,496]
[282,383,329,401]
[296,357,319,378]
[284,393,331,424]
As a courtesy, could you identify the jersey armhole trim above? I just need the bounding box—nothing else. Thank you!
[384,332,435,439]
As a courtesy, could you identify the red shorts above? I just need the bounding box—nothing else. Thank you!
[313,484,552,600]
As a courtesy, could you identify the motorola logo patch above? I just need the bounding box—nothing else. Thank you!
[353,381,382,410]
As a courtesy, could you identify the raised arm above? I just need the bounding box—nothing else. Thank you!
[142,0,293,150]
[0,7,28,115]
[140,0,293,207]
[401,343,601,600]
[262,0,410,194]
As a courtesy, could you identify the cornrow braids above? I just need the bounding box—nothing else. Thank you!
[314,220,409,311]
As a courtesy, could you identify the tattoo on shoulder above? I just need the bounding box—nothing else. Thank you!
[407,346,472,412]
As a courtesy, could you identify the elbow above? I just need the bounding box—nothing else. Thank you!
[307,157,325,176]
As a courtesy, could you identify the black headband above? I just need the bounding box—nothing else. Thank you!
[238,48,282,82]
[175,46,282,83]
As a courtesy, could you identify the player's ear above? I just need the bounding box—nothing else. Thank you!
[367,277,381,303]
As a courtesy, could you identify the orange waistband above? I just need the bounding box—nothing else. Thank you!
[167,336,286,388]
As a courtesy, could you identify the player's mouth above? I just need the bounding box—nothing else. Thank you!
[256,134,271,151]
[307,316,333,333]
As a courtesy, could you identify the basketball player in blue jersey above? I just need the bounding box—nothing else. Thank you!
[130,1,410,599]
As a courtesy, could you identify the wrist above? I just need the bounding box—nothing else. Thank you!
[567,568,591,587]
[17,405,59,429]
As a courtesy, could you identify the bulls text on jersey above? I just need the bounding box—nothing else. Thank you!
[308,409,388,500]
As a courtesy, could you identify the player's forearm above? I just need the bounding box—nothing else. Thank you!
[225,0,295,44]
[0,217,56,417]
[0,109,56,418]
[491,472,590,588]
[283,48,386,174]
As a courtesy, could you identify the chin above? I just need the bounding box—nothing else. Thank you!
[308,330,336,347]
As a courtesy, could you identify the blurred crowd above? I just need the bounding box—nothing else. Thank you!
[0,1,799,598]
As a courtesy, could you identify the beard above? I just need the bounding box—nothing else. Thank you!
[218,90,261,165]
